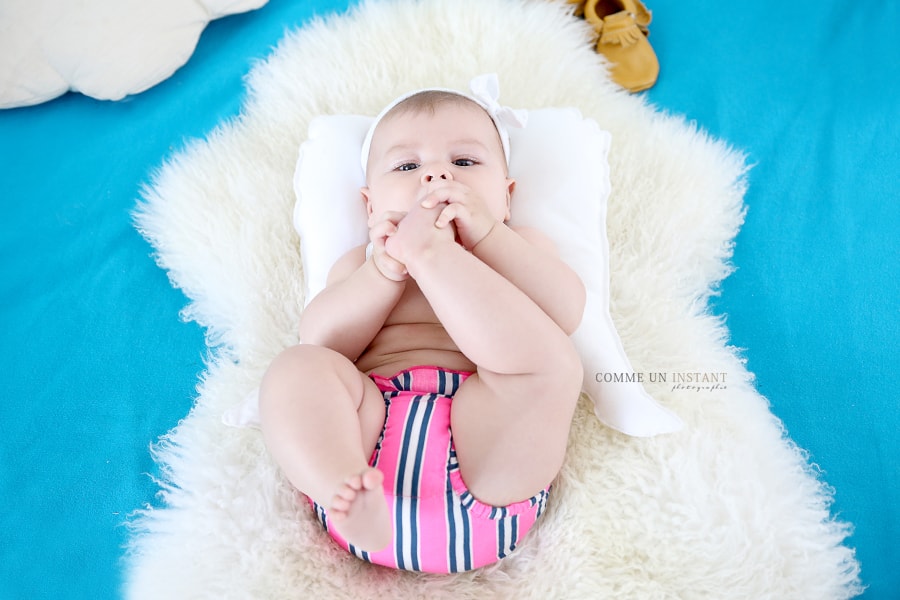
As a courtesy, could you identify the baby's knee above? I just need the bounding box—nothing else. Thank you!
[543,333,582,377]
[264,343,325,378]
[260,344,335,404]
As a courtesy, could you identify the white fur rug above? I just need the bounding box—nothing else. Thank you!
[128,0,862,597]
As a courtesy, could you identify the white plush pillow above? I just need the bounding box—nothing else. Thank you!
[292,108,683,437]
[0,0,268,108]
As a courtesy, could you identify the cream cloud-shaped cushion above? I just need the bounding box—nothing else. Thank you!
[290,106,684,437]
[0,0,267,109]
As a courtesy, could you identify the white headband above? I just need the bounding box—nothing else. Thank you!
[360,73,527,176]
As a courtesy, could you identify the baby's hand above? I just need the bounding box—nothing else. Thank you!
[368,210,409,281]
[384,201,456,268]
[420,181,501,250]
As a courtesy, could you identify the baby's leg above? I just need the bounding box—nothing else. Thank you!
[258,344,391,552]
[409,236,582,507]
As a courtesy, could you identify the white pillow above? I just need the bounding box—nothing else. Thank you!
[291,108,683,437]
[0,0,268,108]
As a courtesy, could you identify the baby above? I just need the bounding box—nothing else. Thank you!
[259,81,585,573]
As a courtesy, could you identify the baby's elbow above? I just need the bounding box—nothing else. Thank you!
[297,313,333,348]
[297,323,323,347]
[564,316,581,337]
[559,282,586,336]
[561,307,584,336]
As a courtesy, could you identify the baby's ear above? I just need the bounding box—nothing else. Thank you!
[504,178,516,221]
[360,187,374,218]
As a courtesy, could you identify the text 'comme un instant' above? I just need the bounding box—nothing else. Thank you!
[594,371,728,392]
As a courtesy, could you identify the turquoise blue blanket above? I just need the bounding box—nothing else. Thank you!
[1,0,896,597]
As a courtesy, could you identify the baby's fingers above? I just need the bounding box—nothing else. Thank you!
[434,203,465,228]
[369,220,398,243]
[375,252,408,282]
[420,184,459,209]
[420,195,443,210]
[368,210,407,228]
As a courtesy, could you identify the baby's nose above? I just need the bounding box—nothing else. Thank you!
[421,166,452,183]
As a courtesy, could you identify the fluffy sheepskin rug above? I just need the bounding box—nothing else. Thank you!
[128,0,862,597]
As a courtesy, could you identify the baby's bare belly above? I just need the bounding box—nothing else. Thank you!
[355,322,476,377]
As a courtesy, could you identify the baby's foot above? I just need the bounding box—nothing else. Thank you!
[329,467,392,553]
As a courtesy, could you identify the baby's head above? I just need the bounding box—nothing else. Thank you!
[362,89,510,175]
[361,89,515,222]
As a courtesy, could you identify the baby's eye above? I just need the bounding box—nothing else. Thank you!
[396,162,419,172]
[453,158,476,167]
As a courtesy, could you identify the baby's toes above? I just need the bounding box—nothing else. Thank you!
[361,467,384,491]
[331,495,351,517]
[344,473,363,491]
[331,488,356,514]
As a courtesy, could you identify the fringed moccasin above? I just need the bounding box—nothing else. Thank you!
[582,0,659,92]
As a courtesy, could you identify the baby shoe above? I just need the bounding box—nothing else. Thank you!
[583,0,659,92]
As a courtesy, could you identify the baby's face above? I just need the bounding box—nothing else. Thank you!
[362,101,514,221]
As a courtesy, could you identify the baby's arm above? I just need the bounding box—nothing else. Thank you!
[422,182,585,334]
[472,223,585,334]
[387,201,575,376]
[299,245,406,361]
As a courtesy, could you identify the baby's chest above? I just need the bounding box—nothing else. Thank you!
[385,283,438,326]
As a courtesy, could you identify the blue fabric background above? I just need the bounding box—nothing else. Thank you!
[1,1,896,598]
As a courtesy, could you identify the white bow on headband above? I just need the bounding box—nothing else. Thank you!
[468,72,528,136]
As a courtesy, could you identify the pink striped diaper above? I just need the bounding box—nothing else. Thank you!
[312,365,550,573]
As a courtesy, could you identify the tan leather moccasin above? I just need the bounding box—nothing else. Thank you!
[583,0,659,92]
